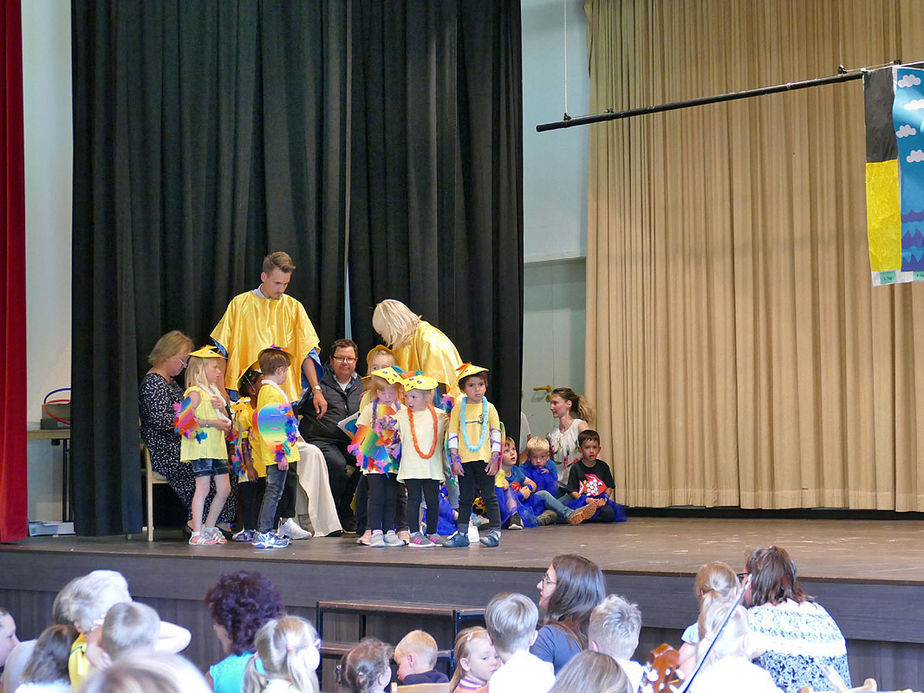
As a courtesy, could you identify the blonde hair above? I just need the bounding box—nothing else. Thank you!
[695,562,740,640]
[696,599,750,667]
[147,331,193,368]
[363,375,404,403]
[548,651,629,693]
[394,629,438,670]
[484,593,538,657]
[184,356,213,390]
[81,652,211,693]
[525,437,550,456]
[242,616,319,693]
[366,347,397,374]
[101,601,161,659]
[372,300,420,349]
[449,627,492,691]
[263,252,296,274]
[67,570,131,633]
[551,387,594,424]
[587,594,641,660]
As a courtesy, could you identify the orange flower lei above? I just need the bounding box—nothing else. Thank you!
[408,403,438,459]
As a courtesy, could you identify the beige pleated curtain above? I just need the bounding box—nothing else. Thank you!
[585,0,924,510]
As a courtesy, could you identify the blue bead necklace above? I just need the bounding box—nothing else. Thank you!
[460,396,489,452]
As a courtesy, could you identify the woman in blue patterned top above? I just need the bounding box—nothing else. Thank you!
[744,546,850,693]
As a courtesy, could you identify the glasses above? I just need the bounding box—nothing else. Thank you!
[331,356,357,363]
[540,574,556,586]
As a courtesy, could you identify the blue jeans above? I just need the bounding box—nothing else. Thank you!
[257,464,286,532]
[535,490,573,519]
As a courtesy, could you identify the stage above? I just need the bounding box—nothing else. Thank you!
[2,517,923,689]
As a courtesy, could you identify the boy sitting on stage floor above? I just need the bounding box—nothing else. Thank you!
[563,430,626,523]
[394,630,450,684]
[520,437,595,526]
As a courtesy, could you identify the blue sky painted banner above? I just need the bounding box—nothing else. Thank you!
[893,67,924,272]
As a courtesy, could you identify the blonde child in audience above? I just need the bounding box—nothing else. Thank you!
[242,616,320,693]
[178,347,232,546]
[67,570,132,688]
[15,624,77,693]
[588,594,644,693]
[80,651,212,693]
[449,627,501,693]
[351,367,404,547]
[394,629,449,684]
[548,650,630,693]
[677,561,739,676]
[394,373,448,547]
[445,364,503,547]
[484,593,554,693]
[336,638,393,693]
[100,602,161,662]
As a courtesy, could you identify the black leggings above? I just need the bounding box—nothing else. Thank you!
[404,478,440,535]
[366,473,398,532]
[457,460,501,532]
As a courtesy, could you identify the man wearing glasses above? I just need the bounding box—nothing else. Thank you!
[298,339,364,533]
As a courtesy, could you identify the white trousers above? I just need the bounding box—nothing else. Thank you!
[295,439,343,536]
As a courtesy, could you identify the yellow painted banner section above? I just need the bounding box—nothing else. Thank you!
[866,159,902,272]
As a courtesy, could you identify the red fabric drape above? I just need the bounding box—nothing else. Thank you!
[0,0,28,542]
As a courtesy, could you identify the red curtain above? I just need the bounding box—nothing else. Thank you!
[0,0,28,542]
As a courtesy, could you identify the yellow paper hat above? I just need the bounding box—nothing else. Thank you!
[455,362,488,382]
[403,372,439,392]
[367,366,405,385]
[366,344,396,363]
[189,346,224,359]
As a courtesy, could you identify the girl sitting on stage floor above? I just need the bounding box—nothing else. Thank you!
[177,346,232,546]
[350,367,404,547]
[242,616,320,693]
[563,430,626,523]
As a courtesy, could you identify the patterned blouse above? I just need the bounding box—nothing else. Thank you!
[747,600,850,693]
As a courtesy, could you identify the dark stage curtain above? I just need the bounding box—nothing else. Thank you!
[71,0,522,534]
[347,1,524,439]
[0,0,28,542]
[71,1,349,535]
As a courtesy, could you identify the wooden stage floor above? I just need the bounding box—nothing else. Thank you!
[2,517,923,688]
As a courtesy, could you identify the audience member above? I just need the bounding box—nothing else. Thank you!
[80,651,211,693]
[242,616,320,693]
[745,545,850,693]
[531,554,605,674]
[336,638,393,693]
[547,650,629,693]
[588,594,643,692]
[688,599,782,693]
[394,630,449,684]
[205,571,285,693]
[677,561,739,676]
[449,627,500,693]
[66,570,132,688]
[484,593,554,693]
[0,608,18,679]
[101,602,160,661]
[13,624,76,693]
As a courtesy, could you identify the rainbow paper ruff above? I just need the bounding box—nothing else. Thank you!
[347,403,398,474]
[173,397,205,443]
[255,403,298,464]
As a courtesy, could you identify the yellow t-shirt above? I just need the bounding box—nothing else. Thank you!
[68,632,90,689]
[447,398,500,463]
[179,385,229,462]
[252,380,300,470]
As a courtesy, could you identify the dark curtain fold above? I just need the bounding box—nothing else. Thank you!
[347,0,524,438]
[71,0,348,535]
[0,0,28,542]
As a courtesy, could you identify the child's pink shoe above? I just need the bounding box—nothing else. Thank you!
[189,531,219,546]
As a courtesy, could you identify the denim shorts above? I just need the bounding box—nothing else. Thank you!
[190,458,230,478]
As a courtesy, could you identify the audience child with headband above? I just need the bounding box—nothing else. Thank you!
[176,346,232,546]
[391,373,449,547]
[242,616,320,693]
[445,364,503,548]
[449,626,501,692]
[350,366,404,547]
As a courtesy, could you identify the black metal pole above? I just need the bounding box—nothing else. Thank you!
[536,63,913,133]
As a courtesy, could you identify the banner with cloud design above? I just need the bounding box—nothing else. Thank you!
[864,66,924,285]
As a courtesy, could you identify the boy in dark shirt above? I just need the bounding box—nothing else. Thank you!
[394,630,450,684]
[565,430,626,523]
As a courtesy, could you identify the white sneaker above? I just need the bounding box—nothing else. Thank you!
[279,517,313,540]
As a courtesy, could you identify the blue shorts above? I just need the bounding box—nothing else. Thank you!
[190,458,230,478]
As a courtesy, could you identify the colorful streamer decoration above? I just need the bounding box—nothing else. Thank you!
[173,397,205,442]
[347,402,398,474]
[255,403,298,464]
[865,65,924,285]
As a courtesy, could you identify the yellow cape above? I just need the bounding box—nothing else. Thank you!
[392,320,463,398]
[211,290,319,402]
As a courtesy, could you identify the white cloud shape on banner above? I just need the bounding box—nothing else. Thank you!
[907,149,924,163]
[897,124,918,138]
[898,74,922,88]
[905,99,924,110]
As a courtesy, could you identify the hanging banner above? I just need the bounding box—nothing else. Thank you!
[864,66,924,285]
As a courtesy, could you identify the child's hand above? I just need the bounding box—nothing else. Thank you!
[485,453,502,476]
[520,486,532,500]
[449,452,464,476]
[593,497,607,508]
[214,417,232,432]
[244,462,258,483]
[278,460,289,472]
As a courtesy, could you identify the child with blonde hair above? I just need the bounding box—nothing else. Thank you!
[521,437,594,526]
[449,627,501,693]
[394,629,449,684]
[350,367,404,547]
[242,616,320,693]
[177,346,232,545]
[677,561,739,675]
[336,638,393,693]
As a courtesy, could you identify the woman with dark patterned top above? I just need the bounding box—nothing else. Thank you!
[139,331,236,530]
